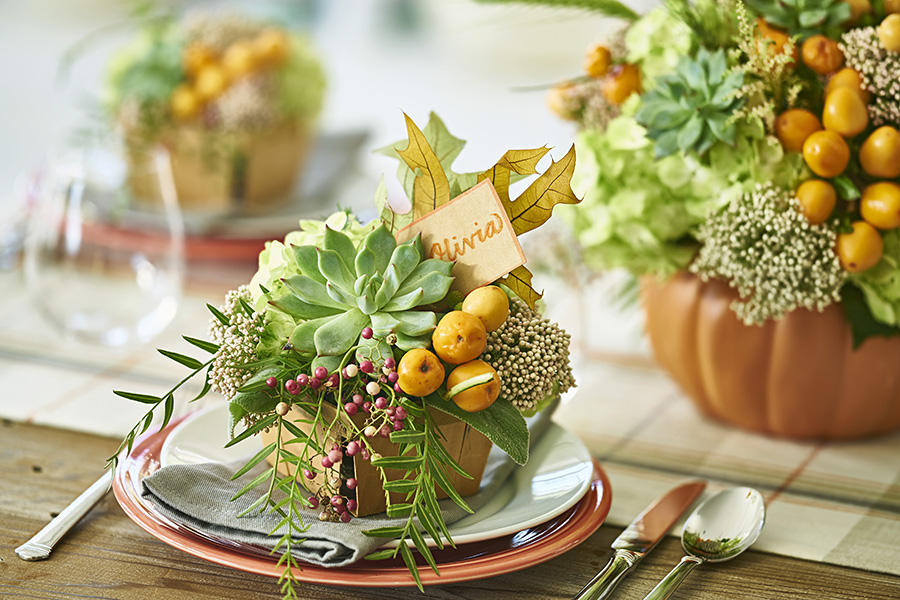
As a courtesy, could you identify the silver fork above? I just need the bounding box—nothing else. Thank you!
[15,474,109,561]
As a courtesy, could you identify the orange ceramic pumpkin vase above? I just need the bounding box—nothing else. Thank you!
[642,272,900,440]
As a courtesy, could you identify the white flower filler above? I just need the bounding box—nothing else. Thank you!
[482,298,575,411]
[208,285,265,400]
[840,27,900,128]
[690,184,846,325]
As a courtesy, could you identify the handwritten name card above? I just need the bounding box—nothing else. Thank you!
[396,179,526,295]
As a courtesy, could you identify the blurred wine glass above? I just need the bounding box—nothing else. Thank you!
[23,145,184,347]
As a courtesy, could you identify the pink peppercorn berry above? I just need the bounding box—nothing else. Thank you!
[393,421,403,431]
[374,397,387,410]
[388,372,399,383]
[297,373,309,386]
[346,441,360,456]
[362,401,372,414]
[395,407,407,420]
[394,383,403,394]
[384,357,396,370]
[309,378,322,390]
[328,449,343,463]
[307,496,319,509]
[379,424,391,438]
[352,394,364,405]
[326,373,340,388]
[361,327,373,339]
[360,449,370,460]
[359,360,374,374]
[346,499,358,512]
[321,456,333,468]
[344,402,358,415]
[285,379,299,395]
[265,377,277,388]
[314,366,328,380]
[340,511,352,523]
[346,477,358,490]
[303,469,315,480]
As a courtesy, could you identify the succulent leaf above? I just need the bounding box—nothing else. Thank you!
[364,225,397,274]
[395,311,436,337]
[314,308,369,356]
[395,332,431,351]
[317,248,356,294]
[323,226,357,272]
[371,312,402,336]
[744,0,850,37]
[326,281,355,306]
[376,264,402,309]
[396,259,454,296]
[407,271,454,305]
[354,247,376,279]
[289,316,337,353]
[357,294,377,315]
[383,288,424,312]
[636,48,744,159]
[354,274,367,296]
[283,275,345,310]
[292,246,327,284]
[269,294,342,320]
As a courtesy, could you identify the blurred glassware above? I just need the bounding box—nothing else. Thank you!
[23,145,184,347]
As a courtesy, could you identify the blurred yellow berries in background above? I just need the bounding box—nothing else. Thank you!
[879,14,900,52]
[583,44,611,78]
[222,41,260,79]
[193,64,229,102]
[170,84,200,120]
[254,28,291,66]
[603,63,641,106]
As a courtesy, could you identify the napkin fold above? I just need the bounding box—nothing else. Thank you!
[141,404,556,567]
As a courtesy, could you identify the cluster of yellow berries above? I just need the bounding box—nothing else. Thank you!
[170,28,291,121]
[772,12,900,274]
[396,286,510,413]
[581,44,642,106]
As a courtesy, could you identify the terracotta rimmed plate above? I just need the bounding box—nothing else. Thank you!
[114,415,611,587]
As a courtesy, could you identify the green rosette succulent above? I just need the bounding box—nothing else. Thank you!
[269,223,453,370]
[744,0,851,37]
[636,48,744,159]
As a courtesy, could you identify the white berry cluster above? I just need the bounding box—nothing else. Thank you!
[690,184,846,325]
[841,27,900,127]
[208,285,266,400]
[481,298,575,412]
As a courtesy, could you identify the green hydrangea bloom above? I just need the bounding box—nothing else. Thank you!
[625,7,695,88]
[563,109,807,276]
[276,35,326,121]
[851,230,900,327]
[248,211,376,311]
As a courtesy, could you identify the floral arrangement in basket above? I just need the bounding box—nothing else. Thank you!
[104,10,325,210]
[538,0,900,347]
[109,113,578,596]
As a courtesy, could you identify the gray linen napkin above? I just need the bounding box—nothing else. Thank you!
[141,404,556,567]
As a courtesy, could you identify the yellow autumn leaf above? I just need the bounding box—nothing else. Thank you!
[499,265,542,310]
[396,113,451,219]
[498,147,550,175]
[477,147,550,204]
[507,145,580,236]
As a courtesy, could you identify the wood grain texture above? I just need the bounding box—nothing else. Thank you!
[2,419,898,599]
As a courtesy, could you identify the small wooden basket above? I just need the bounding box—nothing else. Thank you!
[260,404,492,517]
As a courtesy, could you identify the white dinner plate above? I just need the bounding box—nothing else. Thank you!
[160,403,594,548]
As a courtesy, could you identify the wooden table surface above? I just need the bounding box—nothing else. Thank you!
[2,419,898,600]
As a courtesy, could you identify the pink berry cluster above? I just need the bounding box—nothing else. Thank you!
[262,347,415,523]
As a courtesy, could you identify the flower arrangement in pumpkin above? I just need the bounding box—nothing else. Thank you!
[108,113,577,597]
[536,0,900,346]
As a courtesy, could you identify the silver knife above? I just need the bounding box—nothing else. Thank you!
[573,480,707,600]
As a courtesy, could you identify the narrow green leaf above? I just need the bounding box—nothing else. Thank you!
[410,526,438,575]
[427,456,473,513]
[237,493,269,517]
[113,390,161,404]
[238,297,255,316]
[158,349,204,370]
[281,419,309,442]
[230,442,277,480]
[426,432,472,479]
[190,375,212,403]
[364,548,397,561]
[417,505,445,550]
[399,542,424,592]
[386,503,414,517]
[389,430,425,444]
[382,479,419,494]
[361,526,405,538]
[207,303,229,326]
[138,413,154,435]
[371,455,424,470]
[230,467,276,501]
[162,395,174,427]
[225,414,278,448]
[183,335,220,354]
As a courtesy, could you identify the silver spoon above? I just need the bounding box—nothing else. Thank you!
[643,487,766,600]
